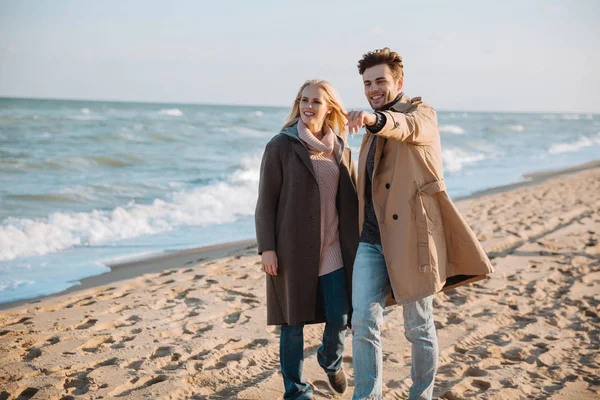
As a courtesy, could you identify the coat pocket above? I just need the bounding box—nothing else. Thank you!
[409,180,447,272]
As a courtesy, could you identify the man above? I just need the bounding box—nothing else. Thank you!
[346,48,494,400]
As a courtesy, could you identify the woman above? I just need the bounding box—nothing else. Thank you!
[255,80,359,400]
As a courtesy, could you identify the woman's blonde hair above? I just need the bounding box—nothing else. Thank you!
[282,79,348,139]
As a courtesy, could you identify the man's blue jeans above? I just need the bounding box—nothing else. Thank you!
[280,267,350,400]
[351,242,438,400]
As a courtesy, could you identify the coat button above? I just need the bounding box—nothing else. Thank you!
[385,183,390,189]
[393,214,398,220]
[311,215,317,219]
[313,184,317,189]
[394,122,400,128]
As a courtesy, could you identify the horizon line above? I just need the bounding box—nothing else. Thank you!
[0,95,598,116]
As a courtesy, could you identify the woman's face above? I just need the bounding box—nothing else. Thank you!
[299,85,330,129]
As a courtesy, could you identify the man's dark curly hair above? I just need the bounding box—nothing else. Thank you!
[357,47,404,80]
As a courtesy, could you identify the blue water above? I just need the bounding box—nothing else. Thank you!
[1,98,599,304]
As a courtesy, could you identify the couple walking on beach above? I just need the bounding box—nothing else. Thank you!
[255,47,494,400]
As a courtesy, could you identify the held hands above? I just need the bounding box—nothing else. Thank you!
[344,110,377,135]
[261,250,278,276]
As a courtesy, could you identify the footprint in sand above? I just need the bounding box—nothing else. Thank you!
[23,347,42,361]
[7,316,32,326]
[501,347,535,363]
[150,346,173,359]
[120,335,137,343]
[484,332,512,346]
[184,297,203,307]
[223,312,241,324]
[111,291,131,300]
[108,304,131,314]
[311,380,333,395]
[95,357,120,367]
[520,333,541,342]
[13,387,39,399]
[126,315,142,323]
[191,323,213,335]
[446,314,464,325]
[108,375,168,397]
[63,372,91,396]
[75,318,97,330]
[80,335,115,353]
[96,287,116,298]
[244,339,269,349]
[464,366,488,377]
[180,268,194,274]
[46,336,60,345]
[143,375,168,386]
[471,379,491,390]
[215,352,244,368]
[126,360,145,371]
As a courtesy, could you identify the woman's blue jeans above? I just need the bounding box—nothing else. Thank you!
[280,267,350,400]
[351,242,438,400]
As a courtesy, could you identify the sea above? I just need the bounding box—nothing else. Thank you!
[1,97,599,304]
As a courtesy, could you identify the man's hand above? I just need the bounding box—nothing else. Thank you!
[346,110,377,135]
[261,250,278,276]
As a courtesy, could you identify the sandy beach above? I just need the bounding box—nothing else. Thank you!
[1,162,599,400]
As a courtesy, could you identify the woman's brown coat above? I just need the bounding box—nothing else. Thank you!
[255,124,359,325]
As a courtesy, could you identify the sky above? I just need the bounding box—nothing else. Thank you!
[0,0,599,113]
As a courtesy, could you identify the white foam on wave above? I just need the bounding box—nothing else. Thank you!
[0,155,262,261]
[443,147,486,173]
[548,132,600,154]
[80,108,90,114]
[116,130,145,142]
[159,108,183,117]
[56,186,98,202]
[447,113,469,119]
[68,115,107,121]
[233,126,269,137]
[561,114,580,120]
[0,279,34,292]
[254,111,263,117]
[439,125,466,134]
[507,124,525,132]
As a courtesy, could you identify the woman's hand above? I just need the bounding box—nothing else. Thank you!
[261,250,278,276]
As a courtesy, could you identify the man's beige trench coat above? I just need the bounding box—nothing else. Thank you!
[358,93,494,306]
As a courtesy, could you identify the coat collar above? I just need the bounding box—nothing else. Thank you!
[280,123,347,178]
[281,123,346,150]
[388,92,414,113]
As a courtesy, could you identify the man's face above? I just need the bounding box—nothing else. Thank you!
[362,64,403,110]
